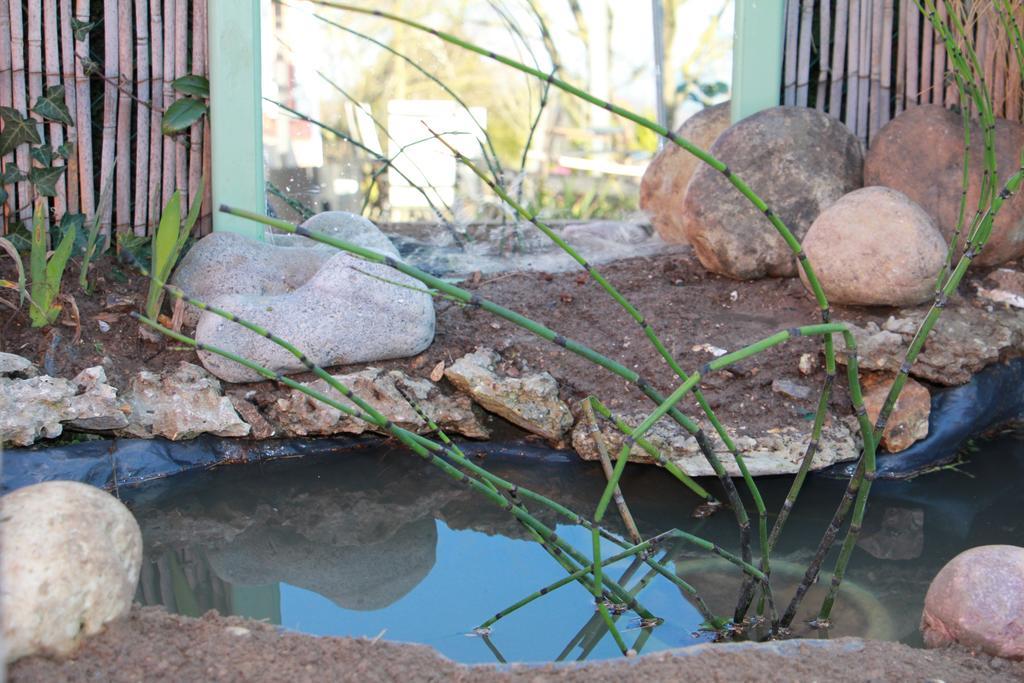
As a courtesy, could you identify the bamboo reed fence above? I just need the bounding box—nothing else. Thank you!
[784,0,1024,146]
[0,0,211,238]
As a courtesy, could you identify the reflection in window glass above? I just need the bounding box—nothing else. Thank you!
[261,1,732,262]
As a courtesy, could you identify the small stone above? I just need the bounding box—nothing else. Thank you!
[0,482,142,663]
[97,320,111,333]
[445,348,572,442]
[225,626,251,637]
[0,352,36,378]
[798,353,818,376]
[921,545,1024,660]
[228,395,276,439]
[976,268,1024,309]
[681,106,863,279]
[67,366,129,431]
[121,362,250,440]
[639,101,732,244]
[861,373,930,452]
[771,378,812,401]
[800,187,947,306]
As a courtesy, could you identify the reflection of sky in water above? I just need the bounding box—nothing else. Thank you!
[278,522,711,663]
[133,433,1024,663]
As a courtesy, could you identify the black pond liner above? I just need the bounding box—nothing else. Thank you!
[2,358,1022,493]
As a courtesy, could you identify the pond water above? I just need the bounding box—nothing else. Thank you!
[128,431,1024,664]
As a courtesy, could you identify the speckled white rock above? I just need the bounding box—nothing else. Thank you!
[921,545,1024,660]
[800,187,947,306]
[120,362,250,439]
[171,211,400,327]
[0,481,142,663]
[0,352,37,377]
[196,251,435,383]
[0,367,128,446]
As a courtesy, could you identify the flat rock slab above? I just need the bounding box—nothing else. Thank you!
[445,348,573,443]
[572,406,860,476]
[271,367,489,439]
[840,300,1024,385]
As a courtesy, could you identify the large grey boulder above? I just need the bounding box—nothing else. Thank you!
[800,187,947,306]
[639,102,731,244]
[1,482,142,663]
[682,106,863,279]
[866,105,1024,267]
[176,212,435,383]
[921,545,1024,660]
[171,211,400,327]
[196,251,435,383]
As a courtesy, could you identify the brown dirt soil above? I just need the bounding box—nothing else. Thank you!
[4,248,997,442]
[10,606,1024,683]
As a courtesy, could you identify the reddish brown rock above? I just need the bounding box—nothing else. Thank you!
[800,187,947,306]
[860,372,931,452]
[865,105,1024,267]
[921,545,1024,660]
[681,106,863,280]
[639,102,731,244]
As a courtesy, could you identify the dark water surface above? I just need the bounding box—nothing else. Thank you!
[127,432,1024,663]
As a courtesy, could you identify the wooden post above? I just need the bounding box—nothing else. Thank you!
[208,0,264,237]
[732,0,786,123]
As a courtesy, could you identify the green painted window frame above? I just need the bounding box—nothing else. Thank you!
[206,1,785,236]
[208,0,265,237]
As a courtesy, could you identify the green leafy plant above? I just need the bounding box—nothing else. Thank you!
[162,75,209,135]
[145,180,205,319]
[0,86,75,212]
[79,170,117,292]
[28,198,76,327]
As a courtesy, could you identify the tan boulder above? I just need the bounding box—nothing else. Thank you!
[682,106,863,279]
[639,102,731,243]
[921,545,1024,660]
[1,482,142,663]
[865,105,1024,267]
[800,186,947,306]
[860,372,931,452]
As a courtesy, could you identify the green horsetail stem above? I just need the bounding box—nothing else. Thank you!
[394,384,600,593]
[582,398,643,544]
[304,3,854,624]
[133,311,659,617]
[312,12,504,183]
[586,396,715,502]
[810,0,1024,624]
[155,283,763,626]
[429,129,769,590]
[219,204,757,570]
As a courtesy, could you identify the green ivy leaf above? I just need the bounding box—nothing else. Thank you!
[171,75,210,99]
[0,187,7,206]
[33,86,74,126]
[28,165,67,197]
[162,98,208,135]
[0,107,42,156]
[31,145,54,166]
[56,141,75,159]
[0,164,26,184]
[70,18,99,41]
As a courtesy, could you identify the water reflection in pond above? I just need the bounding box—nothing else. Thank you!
[128,432,1023,663]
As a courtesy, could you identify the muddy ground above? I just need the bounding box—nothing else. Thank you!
[6,248,1015,446]
[10,606,1024,682]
